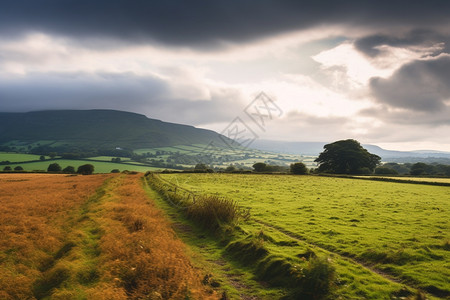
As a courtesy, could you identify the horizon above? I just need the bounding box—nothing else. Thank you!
[3,108,448,153]
[1,1,449,152]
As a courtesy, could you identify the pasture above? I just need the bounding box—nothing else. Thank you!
[159,173,450,299]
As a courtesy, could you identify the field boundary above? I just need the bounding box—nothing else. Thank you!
[318,174,450,186]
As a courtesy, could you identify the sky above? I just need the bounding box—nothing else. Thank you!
[1,0,450,151]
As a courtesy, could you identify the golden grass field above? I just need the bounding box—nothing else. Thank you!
[0,173,215,299]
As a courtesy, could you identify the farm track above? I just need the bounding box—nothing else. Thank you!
[251,219,438,298]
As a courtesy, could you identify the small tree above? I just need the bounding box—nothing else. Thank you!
[47,163,62,172]
[3,166,12,171]
[14,166,24,171]
[39,155,45,161]
[49,152,57,159]
[253,162,267,172]
[194,163,208,170]
[225,165,237,172]
[290,162,308,175]
[111,169,120,173]
[77,164,94,175]
[62,166,76,174]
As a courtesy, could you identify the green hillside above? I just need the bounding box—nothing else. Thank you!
[0,110,230,150]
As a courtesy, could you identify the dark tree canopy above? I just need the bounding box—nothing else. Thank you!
[47,163,62,172]
[77,164,94,175]
[62,166,76,174]
[290,162,308,175]
[252,162,267,172]
[314,139,380,174]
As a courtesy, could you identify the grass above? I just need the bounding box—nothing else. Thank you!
[0,152,47,162]
[159,173,449,299]
[0,173,216,299]
[2,159,165,173]
[0,173,110,299]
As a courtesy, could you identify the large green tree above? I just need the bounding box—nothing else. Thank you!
[314,139,380,174]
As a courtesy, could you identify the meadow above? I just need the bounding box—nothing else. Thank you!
[159,173,450,299]
[0,173,215,299]
[0,156,163,173]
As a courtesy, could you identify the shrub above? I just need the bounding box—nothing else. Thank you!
[77,164,94,175]
[3,166,12,171]
[375,167,398,175]
[111,169,120,173]
[62,166,75,174]
[47,163,62,172]
[14,166,24,171]
[290,162,308,174]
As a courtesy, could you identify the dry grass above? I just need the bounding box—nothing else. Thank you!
[93,174,216,299]
[0,173,215,299]
[0,173,111,299]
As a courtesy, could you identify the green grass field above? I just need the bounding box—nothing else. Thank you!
[0,152,48,162]
[3,159,164,173]
[159,173,450,298]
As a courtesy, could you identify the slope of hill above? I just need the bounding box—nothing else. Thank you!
[0,110,229,150]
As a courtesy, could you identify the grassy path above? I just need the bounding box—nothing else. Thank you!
[142,178,287,300]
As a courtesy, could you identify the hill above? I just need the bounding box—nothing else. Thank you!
[251,139,450,163]
[0,110,229,151]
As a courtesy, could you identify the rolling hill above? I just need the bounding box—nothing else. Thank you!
[0,110,230,150]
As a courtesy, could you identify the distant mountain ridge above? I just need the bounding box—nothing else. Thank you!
[251,139,450,162]
[0,110,228,150]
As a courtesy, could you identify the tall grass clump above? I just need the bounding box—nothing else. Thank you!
[187,195,241,230]
[145,172,249,232]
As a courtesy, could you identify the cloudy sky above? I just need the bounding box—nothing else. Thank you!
[1,0,450,151]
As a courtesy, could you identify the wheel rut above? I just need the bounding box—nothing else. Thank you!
[252,218,436,298]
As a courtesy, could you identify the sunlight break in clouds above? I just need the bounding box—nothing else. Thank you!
[1,1,450,151]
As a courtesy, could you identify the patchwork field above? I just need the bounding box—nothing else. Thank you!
[159,173,450,299]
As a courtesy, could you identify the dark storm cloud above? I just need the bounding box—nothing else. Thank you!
[355,29,449,57]
[1,0,450,47]
[0,72,243,124]
[370,56,450,112]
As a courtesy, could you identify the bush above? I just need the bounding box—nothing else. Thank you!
[290,162,308,174]
[62,166,75,174]
[47,163,62,172]
[111,169,120,173]
[375,167,398,175]
[77,164,94,175]
[3,166,12,171]
[14,166,24,171]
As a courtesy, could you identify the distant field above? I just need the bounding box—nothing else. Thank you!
[362,176,450,184]
[160,173,450,297]
[5,159,164,173]
[86,156,132,162]
[0,152,47,162]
